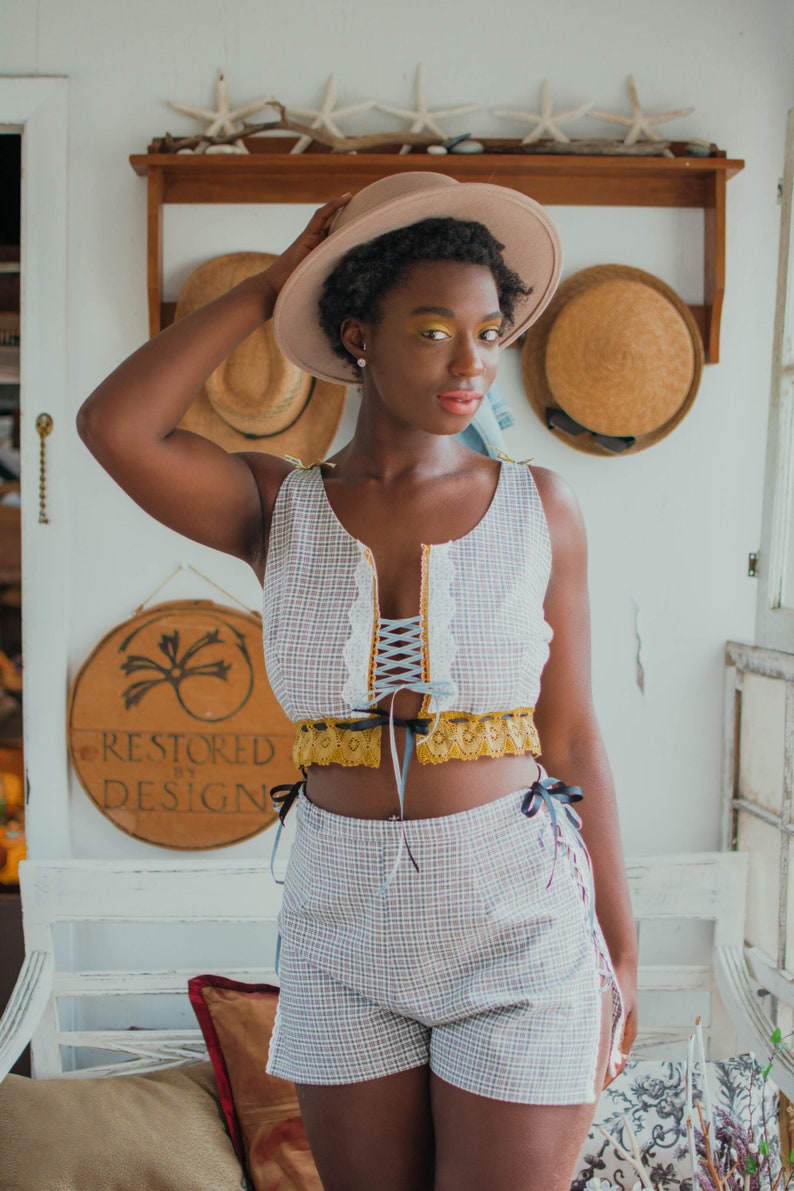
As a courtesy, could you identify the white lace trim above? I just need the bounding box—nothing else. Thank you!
[342,545,377,709]
[425,543,458,714]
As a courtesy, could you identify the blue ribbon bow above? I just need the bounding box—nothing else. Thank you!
[521,777,584,889]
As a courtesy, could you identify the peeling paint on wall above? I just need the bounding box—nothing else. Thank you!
[633,598,645,694]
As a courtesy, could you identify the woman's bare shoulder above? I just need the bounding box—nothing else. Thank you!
[528,465,587,558]
[528,465,581,519]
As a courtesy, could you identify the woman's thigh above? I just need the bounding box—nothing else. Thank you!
[431,986,614,1191]
[296,1065,435,1191]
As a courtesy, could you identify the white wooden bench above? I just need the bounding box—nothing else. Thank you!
[0,850,784,1092]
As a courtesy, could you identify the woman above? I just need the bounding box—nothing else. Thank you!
[78,172,638,1191]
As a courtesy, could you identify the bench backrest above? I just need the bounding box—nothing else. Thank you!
[15,851,747,1078]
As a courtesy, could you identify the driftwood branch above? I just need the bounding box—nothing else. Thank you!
[242,102,441,151]
[517,138,673,156]
[152,101,443,155]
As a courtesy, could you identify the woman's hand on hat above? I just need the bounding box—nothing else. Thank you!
[260,194,352,301]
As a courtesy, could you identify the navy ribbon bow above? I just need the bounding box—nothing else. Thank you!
[349,711,432,737]
[521,777,584,889]
[271,778,304,824]
[268,774,306,886]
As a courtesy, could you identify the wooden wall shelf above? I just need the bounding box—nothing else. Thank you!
[130,143,744,363]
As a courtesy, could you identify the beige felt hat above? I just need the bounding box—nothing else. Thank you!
[175,253,346,458]
[273,172,563,385]
[521,264,704,455]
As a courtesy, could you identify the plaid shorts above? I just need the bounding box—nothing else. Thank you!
[266,784,624,1104]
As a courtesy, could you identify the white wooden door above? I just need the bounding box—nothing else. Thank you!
[0,78,70,857]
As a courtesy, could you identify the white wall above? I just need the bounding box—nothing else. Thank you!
[2,0,793,864]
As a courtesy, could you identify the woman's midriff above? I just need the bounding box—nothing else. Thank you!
[305,744,542,820]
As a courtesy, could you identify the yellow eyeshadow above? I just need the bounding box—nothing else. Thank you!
[412,321,451,333]
[408,318,502,338]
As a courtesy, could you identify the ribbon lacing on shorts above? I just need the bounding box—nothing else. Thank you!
[521,777,583,888]
[523,777,609,982]
[269,775,308,975]
[525,780,621,1070]
[269,773,306,886]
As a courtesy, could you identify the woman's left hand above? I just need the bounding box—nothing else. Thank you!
[602,958,638,1089]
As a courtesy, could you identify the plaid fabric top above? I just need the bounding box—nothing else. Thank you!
[262,461,552,723]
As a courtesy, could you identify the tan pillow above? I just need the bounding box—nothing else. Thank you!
[0,1061,246,1191]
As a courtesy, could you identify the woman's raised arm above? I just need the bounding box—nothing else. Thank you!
[76,194,351,572]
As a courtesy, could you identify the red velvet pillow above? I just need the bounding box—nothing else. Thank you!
[188,975,321,1191]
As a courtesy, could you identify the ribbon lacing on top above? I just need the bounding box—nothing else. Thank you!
[268,612,454,894]
[349,614,449,895]
[374,615,424,681]
[350,612,452,892]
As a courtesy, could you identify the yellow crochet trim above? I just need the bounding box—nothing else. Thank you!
[417,708,541,764]
[293,719,382,768]
[291,708,540,769]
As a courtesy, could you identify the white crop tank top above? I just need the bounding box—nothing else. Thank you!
[262,459,553,769]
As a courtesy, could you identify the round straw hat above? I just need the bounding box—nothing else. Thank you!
[521,264,704,455]
[175,253,346,457]
[273,172,563,384]
[523,265,704,454]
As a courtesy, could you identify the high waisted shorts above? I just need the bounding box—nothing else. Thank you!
[266,783,625,1104]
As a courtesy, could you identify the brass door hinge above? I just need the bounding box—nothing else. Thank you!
[748,552,759,578]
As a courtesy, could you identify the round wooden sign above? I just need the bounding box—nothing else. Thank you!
[68,600,299,849]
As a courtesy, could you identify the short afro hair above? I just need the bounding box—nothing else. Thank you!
[317,216,533,373]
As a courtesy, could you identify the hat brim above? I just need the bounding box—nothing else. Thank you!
[175,252,346,458]
[273,181,563,385]
[521,264,704,456]
[178,377,345,458]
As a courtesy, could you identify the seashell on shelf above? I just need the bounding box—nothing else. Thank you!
[450,139,484,154]
[205,143,247,154]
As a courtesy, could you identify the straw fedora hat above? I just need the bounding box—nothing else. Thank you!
[521,264,704,455]
[175,253,346,457]
[273,172,563,385]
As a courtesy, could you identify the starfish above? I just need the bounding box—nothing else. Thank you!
[287,75,375,154]
[168,70,276,144]
[375,64,479,155]
[589,75,694,144]
[492,80,592,144]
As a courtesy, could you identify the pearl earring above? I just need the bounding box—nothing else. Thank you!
[356,357,366,369]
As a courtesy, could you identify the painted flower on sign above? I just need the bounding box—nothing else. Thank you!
[120,624,253,721]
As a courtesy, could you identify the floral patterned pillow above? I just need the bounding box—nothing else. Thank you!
[572,1055,779,1190]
